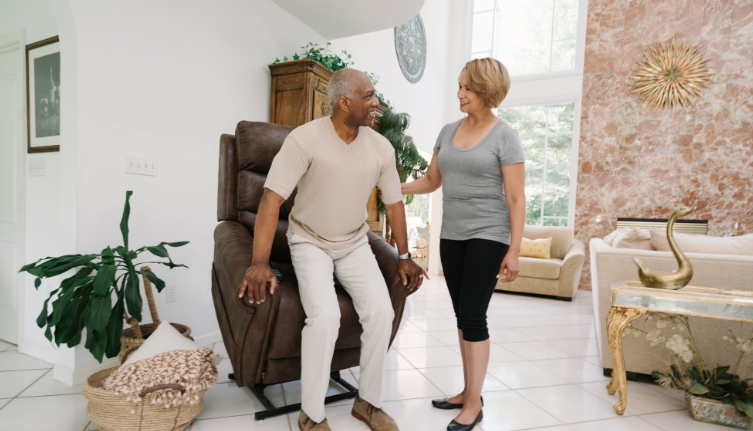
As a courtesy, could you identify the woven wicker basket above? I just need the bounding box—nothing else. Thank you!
[83,367,206,431]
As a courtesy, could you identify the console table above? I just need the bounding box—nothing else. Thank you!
[606,281,753,414]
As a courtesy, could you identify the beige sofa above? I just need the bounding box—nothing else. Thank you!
[495,226,585,301]
[591,234,753,376]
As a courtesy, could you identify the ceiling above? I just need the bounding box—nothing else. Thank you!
[270,0,425,40]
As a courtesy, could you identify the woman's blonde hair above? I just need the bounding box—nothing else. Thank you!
[460,58,511,109]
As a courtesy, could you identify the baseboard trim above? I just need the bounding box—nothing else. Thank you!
[19,340,58,364]
[54,358,119,386]
[194,331,223,347]
[494,289,575,302]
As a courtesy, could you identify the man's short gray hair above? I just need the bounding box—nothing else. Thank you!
[328,69,356,110]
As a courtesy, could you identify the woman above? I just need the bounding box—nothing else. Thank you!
[402,58,525,431]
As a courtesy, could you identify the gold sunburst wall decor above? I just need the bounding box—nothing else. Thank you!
[630,39,713,111]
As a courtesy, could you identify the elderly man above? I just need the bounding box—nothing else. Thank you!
[239,68,427,431]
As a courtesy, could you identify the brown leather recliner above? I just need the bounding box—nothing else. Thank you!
[211,121,414,418]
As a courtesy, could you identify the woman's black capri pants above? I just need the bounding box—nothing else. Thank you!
[440,238,509,342]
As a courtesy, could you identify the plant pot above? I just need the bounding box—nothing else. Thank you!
[117,323,192,362]
[686,393,753,429]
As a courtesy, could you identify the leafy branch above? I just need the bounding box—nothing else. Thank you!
[273,42,353,72]
[273,43,393,108]
[19,191,189,362]
[377,110,429,214]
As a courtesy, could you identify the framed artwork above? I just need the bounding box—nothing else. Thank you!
[26,36,60,153]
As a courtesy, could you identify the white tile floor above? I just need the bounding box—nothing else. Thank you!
[0,277,730,430]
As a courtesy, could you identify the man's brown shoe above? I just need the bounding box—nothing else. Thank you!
[352,397,399,431]
[299,411,332,431]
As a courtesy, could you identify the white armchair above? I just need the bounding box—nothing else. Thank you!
[495,226,585,301]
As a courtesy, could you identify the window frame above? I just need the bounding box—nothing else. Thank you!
[469,0,589,79]
[497,96,582,228]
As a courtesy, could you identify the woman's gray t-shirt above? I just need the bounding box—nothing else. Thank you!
[434,118,525,244]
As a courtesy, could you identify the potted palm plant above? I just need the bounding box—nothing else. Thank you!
[19,191,189,362]
[376,109,429,245]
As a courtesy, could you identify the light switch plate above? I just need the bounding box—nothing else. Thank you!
[28,157,46,176]
[125,155,158,177]
[166,285,177,303]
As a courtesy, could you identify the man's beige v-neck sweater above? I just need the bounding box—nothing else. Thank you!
[264,117,402,250]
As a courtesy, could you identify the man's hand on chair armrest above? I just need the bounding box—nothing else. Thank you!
[239,262,278,305]
[238,188,285,305]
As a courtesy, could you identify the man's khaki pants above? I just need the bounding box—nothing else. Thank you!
[288,231,394,423]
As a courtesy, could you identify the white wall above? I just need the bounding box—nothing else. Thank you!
[0,0,64,355]
[329,0,470,276]
[66,0,323,344]
[0,0,58,44]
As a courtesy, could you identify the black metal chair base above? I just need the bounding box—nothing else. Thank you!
[231,371,358,421]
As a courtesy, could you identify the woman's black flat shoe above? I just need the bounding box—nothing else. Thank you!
[447,409,483,431]
[432,396,483,410]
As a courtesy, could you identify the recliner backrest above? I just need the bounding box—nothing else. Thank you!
[217,121,297,263]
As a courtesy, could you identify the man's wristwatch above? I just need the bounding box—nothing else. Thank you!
[398,251,412,260]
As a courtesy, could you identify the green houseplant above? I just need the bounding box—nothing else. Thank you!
[273,42,393,109]
[625,313,753,428]
[377,110,429,244]
[19,191,188,362]
[377,110,428,210]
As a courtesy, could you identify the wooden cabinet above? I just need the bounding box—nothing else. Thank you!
[268,60,388,236]
[269,60,333,126]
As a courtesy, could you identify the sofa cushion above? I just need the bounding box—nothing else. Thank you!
[612,228,653,250]
[521,237,552,259]
[603,229,620,246]
[522,226,573,259]
[650,228,753,256]
[519,256,562,280]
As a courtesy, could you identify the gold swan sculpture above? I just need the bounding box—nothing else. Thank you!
[632,203,696,289]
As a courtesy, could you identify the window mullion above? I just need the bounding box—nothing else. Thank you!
[549,0,556,73]
[541,106,549,225]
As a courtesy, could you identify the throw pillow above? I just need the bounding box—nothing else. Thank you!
[650,228,753,256]
[612,228,653,250]
[520,237,552,259]
[123,320,201,366]
[603,229,621,246]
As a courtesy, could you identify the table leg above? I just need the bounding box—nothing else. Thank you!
[605,306,646,415]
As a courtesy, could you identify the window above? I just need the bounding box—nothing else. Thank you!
[498,102,575,226]
[471,0,581,76]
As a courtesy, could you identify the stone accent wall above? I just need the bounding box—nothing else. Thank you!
[576,0,753,289]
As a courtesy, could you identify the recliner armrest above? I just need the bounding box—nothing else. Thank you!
[214,221,278,312]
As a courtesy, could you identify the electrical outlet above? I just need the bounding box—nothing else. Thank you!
[28,157,46,176]
[125,155,158,177]
[166,285,177,303]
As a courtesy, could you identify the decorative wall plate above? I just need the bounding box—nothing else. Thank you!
[394,14,426,83]
[630,39,712,111]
